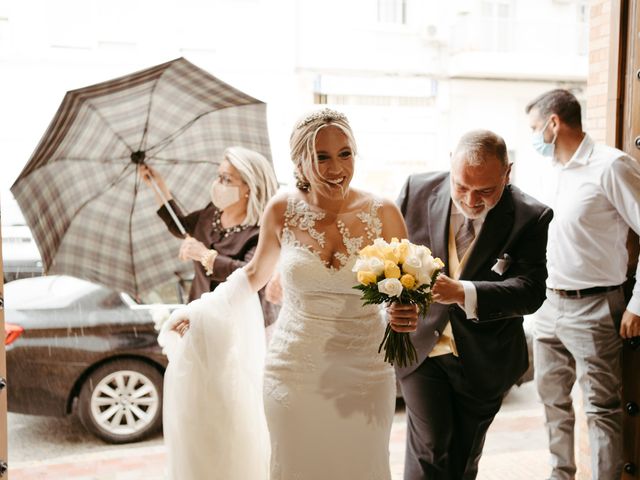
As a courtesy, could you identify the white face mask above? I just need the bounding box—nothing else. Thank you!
[531,117,557,157]
[210,181,240,210]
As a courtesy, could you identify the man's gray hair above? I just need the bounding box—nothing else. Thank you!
[452,130,509,169]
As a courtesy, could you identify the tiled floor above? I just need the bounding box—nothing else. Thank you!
[12,383,557,479]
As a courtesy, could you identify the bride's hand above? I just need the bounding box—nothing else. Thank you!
[171,319,190,337]
[387,304,418,332]
[167,306,192,337]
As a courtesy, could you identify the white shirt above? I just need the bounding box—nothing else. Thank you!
[546,134,640,315]
[450,203,483,319]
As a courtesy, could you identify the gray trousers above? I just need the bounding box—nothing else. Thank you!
[533,288,624,480]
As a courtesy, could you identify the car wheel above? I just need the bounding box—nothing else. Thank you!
[78,359,163,444]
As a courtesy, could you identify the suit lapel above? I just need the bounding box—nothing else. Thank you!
[426,177,452,276]
[460,186,514,280]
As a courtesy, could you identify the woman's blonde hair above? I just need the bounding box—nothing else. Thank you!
[223,146,278,226]
[289,108,357,196]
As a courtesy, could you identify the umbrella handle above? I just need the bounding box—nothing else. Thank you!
[147,175,187,237]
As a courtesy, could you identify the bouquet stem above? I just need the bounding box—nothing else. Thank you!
[377,324,418,368]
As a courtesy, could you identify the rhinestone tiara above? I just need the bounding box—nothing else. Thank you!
[295,108,349,130]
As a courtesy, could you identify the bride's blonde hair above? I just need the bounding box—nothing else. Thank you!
[289,108,357,196]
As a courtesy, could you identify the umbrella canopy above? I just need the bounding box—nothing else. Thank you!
[11,57,271,297]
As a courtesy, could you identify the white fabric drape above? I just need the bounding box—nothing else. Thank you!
[159,269,269,480]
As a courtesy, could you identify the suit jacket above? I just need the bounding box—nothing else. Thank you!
[396,172,553,398]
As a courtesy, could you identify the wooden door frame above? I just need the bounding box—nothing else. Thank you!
[609,1,640,478]
[0,220,7,478]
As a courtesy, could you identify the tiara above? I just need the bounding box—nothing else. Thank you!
[295,108,348,129]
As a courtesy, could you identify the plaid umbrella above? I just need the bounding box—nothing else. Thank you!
[11,57,271,297]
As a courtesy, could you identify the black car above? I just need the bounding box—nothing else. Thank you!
[4,275,185,443]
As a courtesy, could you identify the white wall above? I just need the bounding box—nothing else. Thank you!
[0,0,588,224]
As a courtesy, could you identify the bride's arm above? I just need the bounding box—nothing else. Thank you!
[379,198,408,241]
[164,195,285,338]
[243,194,287,292]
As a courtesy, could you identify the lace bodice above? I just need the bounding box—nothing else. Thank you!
[280,196,383,270]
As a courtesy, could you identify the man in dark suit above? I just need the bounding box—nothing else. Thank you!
[391,130,553,479]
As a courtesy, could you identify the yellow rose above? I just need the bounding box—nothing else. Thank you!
[391,237,400,244]
[434,257,445,269]
[359,245,384,259]
[396,243,409,264]
[400,273,416,289]
[383,247,400,264]
[357,271,378,285]
[384,260,401,279]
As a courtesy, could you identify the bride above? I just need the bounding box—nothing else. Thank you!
[160,108,418,479]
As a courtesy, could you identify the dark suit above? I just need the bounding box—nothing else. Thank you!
[396,172,553,479]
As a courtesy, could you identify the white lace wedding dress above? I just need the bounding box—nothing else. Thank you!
[264,197,395,480]
[159,195,395,480]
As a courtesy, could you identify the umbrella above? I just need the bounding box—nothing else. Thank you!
[11,57,271,297]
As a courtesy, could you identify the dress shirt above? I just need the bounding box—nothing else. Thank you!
[546,134,640,315]
[450,203,485,319]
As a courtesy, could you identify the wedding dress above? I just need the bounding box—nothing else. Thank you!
[264,197,395,480]
[159,270,270,479]
[160,195,395,480]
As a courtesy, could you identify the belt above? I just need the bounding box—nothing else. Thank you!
[548,285,622,299]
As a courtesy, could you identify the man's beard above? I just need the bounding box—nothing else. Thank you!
[451,196,487,220]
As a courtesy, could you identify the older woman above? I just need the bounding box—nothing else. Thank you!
[139,146,279,325]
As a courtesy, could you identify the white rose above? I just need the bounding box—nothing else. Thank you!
[368,257,385,276]
[352,257,385,277]
[402,255,422,277]
[377,278,404,297]
[352,258,369,273]
[373,237,389,249]
[416,255,442,285]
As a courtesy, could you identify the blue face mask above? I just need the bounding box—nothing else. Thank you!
[531,118,557,157]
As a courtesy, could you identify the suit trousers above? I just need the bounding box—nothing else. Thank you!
[533,288,624,480]
[399,354,503,480]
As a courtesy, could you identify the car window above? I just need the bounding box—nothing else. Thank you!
[133,279,191,305]
[100,291,126,309]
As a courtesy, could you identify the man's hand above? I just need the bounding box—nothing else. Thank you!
[265,272,283,305]
[387,303,419,333]
[432,274,465,305]
[620,310,640,339]
[178,235,209,262]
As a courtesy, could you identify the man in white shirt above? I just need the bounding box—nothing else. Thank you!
[526,88,640,480]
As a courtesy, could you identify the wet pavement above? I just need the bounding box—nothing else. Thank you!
[11,382,566,479]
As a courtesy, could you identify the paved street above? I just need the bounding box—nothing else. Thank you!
[9,382,564,479]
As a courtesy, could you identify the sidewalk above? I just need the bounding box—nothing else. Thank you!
[12,383,553,480]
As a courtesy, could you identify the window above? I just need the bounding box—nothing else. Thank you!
[377,0,406,25]
[314,93,434,108]
[480,0,514,52]
[576,0,589,55]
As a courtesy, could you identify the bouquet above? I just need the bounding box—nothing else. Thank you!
[352,238,444,367]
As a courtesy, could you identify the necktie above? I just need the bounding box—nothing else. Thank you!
[455,217,475,259]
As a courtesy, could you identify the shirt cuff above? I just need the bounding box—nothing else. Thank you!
[459,280,478,319]
[627,294,640,317]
